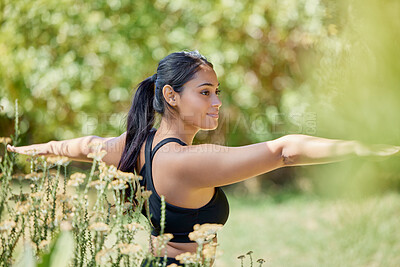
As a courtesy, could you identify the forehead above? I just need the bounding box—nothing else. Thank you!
[184,65,219,89]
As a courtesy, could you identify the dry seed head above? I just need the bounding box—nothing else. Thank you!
[70,172,86,180]
[46,156,71,166]
[25,172,43,182]
[116,243,141,255]
[124,222,144,231]
[175,252,197,264]
[98,162,118,181]
[89,180,107,190]
[0,220,16,232]
[95,248,115,265]
[189,223,223,244]
[141,190,152,199]
[89,222,110,233]
[115,170,140,181]
[30,191,44,199]
[108,179,128,190]
[67,175,85,187]
[15,201,31,215]
[156,233,174,244]
[87,149,107,161]
[202,241,219,258]
[0,137,12,145]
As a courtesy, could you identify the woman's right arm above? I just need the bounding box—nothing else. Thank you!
[7,132,126,166]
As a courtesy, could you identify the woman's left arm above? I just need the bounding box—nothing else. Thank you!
[281,134,400,166]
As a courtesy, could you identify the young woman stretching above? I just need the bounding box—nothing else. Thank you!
[7,51,400,266]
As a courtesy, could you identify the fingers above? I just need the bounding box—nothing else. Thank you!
[6,144,40,155]
[7,144,15,152]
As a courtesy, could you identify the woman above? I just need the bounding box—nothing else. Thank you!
[7,51,400,265]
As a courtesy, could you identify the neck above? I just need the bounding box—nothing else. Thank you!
[155,117,198,145]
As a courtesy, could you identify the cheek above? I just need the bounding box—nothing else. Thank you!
[180,98,209,124]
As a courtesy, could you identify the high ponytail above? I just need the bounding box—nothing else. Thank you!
[117,51,213,203]
[117,75,156,174]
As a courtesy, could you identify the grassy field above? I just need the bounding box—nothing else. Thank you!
[215,192,400,267]
[6,172,400,266]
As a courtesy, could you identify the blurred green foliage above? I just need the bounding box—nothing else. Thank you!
[294,0,400,198]
[1,0,399,195]
[0,0,330,145]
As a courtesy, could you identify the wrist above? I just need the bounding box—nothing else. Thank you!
[353,141,373,157]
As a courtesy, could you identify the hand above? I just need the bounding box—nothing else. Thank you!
[356,143,400,157]
[372,144,400,157]
[7,142,52,156]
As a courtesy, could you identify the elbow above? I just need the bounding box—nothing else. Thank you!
[280,134,299,166]
[281,154,296,166]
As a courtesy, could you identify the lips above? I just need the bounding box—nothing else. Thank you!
[207,113,219,118]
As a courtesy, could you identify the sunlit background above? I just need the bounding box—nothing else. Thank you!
[1,0,400,265]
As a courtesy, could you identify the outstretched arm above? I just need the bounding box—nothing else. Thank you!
[281,134,400,166]
[7,132,126,166]
[162,134,400,188]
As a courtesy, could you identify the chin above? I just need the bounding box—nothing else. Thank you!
[201,124,218,131]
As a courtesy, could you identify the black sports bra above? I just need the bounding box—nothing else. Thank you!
[139,128,230,243]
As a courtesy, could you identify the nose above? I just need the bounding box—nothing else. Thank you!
[211,94,222,108]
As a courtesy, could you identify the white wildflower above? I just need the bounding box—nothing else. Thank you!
[188,223,223,244]
[89,222,110,233]
[175,252,197,265]
[124,222,145,232]
[116,243,141,255]
[25,172,43,182]
[46,156,71,166]
[108,179,128,190]
[0,220,16,232]
[89,180,107,190]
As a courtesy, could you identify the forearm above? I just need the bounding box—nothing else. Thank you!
[281,134,371,166]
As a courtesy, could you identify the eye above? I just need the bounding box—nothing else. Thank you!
[201,89,221,96]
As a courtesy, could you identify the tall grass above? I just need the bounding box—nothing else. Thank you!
[0,100,231,267]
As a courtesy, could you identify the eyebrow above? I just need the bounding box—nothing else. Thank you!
[197,82,220,88]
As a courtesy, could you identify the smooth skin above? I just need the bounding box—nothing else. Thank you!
[7,65,400,259]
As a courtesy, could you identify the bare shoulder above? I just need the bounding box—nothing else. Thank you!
[155,138,287,188]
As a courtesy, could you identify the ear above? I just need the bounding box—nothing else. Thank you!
[162,85,179,106]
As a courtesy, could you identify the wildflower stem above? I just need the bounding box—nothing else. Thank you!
[83,159,97,196]
[50,165,61,235]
